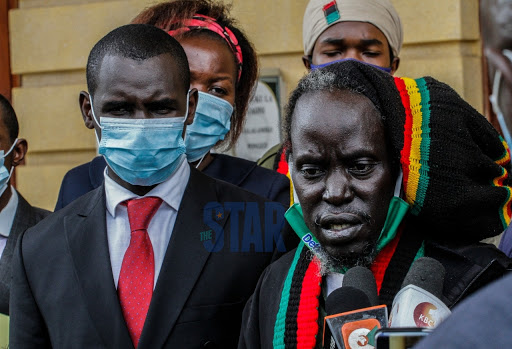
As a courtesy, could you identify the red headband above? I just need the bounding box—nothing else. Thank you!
[168,14,243,81]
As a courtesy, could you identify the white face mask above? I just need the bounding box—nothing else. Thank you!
[0,139,18,197]
[490,49,512,146]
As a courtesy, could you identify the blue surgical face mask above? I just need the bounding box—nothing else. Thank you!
[185,92,233,163]
[90,92,190,186]
[0,139,18,197]
[310,58,392,73]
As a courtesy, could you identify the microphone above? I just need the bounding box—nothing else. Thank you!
[388,257,451,329]
[342,266,379,307]
[322,267,388,349]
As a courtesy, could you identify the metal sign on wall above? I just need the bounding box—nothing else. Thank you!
[228,76,283,161]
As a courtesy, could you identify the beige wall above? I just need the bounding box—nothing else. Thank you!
[8,0,482,210]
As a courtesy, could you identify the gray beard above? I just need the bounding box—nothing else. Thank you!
[311,243,379,276]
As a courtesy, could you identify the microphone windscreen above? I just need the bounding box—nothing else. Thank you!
[342,266,379,306]
[401,257,445,298]
[325,286,372,316]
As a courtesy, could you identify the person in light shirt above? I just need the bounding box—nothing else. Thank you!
[10,24,287,348]
[0,94,49,315]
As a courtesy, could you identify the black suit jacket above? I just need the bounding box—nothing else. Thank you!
[0,191,49,315]
[11,167,289,348]
[54,154,290,210]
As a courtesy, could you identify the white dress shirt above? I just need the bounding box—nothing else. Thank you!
[325,272,345,297]
[0,187,18,257]
[104,157,190,289]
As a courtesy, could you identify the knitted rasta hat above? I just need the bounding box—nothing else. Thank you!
[284,60,512,244]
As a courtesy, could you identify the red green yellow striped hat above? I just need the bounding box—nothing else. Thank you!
[289,60,512,243]
[393,75,512,242]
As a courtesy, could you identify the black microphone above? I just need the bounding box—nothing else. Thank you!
[322,267,388,349]
[389,257,451,328]
[343,266,379,306]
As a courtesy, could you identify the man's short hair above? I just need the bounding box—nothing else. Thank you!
[0,94,19,143]
[86,24,190,96]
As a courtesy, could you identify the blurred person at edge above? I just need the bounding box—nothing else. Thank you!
[54,0,291,211]
[257,0,402,175]
[481,0,512,255]
[0,95,50,315]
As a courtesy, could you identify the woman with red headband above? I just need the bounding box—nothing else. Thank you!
[54,0,291,210]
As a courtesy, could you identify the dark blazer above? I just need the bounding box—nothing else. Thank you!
[0,191,49,315]
[55,154,290,210]
[11,167,289,348]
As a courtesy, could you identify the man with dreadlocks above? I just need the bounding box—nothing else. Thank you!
[238,60,512,349]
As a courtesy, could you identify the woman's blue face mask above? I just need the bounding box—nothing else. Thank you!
[185,91,233,163]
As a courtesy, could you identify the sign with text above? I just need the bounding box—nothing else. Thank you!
[233,80,281,161]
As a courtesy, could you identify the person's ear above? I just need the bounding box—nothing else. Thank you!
[11,138,27,168]
[390,57,400,75]
[79,91,96,130]
[185,88,198,126]
[302,55,312,70]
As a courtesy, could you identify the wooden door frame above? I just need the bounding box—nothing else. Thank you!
[0,0,19,186]
[0,0,19,102]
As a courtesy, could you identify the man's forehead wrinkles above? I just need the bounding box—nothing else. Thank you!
[321,37,384,46]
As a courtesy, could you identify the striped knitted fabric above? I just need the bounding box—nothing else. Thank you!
[273,244,321,349]
[394,77,432,216]
[390,75,512,242]
[272,234,404,349]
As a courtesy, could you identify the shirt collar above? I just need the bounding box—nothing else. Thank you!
[0,187,18,238]
[104,156,190,218]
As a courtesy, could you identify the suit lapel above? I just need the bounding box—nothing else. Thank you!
[139,168,230,348]
[65,186,133,349]
[0,193,36,312]
[0,193,32,285]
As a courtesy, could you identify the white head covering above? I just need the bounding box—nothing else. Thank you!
[303,0,403,57]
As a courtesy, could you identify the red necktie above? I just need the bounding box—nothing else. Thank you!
[118,196,163,347]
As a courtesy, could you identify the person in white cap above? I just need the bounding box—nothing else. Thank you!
[302,0,402,73]
[257,0,403,171]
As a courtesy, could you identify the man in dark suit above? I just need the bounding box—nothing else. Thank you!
[10,24,287,348]
[0,94,50,315]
